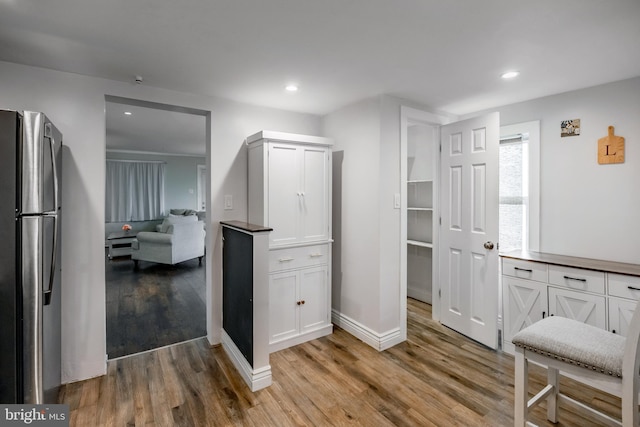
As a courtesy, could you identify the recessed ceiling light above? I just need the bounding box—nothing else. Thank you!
[285,84,298,92]
[124,111,132,116]
[501,71,520,79]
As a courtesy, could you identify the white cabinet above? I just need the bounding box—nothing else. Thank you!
[548,287,606,329]
[268,254,331,352]
[501,251,640,353]
[248,133,331,247]
[502,276,547,346]
[247,131,334,352]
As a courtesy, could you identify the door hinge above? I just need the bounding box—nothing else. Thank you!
[439,143,442,153]
[439,217,442,225]
[438,288,441,298]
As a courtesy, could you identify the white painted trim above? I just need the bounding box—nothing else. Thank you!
[197,164,206,211]
[221,330,272,392]
[246,130,334,147]
[106,149,205,157]
[500,120,541,252]
[331,310,402,351]
[269,325,333,353]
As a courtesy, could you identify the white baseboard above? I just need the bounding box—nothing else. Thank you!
[407,286,432,303]
[269,325,333,353]
[221,330,272,392]
[331,309,403,351]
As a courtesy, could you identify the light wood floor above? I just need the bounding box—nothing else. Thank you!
[60,299,621,426]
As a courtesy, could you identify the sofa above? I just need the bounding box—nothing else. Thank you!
[131,214,205,267]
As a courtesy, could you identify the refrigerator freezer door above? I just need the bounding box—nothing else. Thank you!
[21,111,62,215]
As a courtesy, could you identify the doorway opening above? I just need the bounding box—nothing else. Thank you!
[104,96,209,359]
[400,106,449,342]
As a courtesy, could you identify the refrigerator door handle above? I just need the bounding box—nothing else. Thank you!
[43,131,59,306]
[44,126,59,213]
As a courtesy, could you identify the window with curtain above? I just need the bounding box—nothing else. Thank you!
[499,134,529,252]
[105,160,166,222]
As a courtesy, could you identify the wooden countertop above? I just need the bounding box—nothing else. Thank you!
[220,220,273,233]
[500,250,640,277]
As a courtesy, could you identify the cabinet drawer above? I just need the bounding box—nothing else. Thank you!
[269,244,329,272]
[502,258,547,283]
[608,273,640,301]
[548,265,605,294]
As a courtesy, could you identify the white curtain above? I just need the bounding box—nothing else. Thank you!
[105,160,165,222]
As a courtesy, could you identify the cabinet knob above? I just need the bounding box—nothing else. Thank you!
[484,241,495,250]
[301,300,305,305]
[296,301,301,305]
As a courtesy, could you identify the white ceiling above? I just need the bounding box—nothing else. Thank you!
[105,101,206,156]
[1,0,640,152]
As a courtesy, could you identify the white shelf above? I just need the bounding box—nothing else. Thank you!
[407,207,433,211]
[407,240,433,248]
[407,179,433,183]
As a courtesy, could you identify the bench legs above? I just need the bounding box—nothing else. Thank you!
[547,367,559,423]
[514,348,528,426]
[515,348,560,426]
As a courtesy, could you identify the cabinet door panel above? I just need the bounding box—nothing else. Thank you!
[609,297,637,337]
[299,266,329,333]
[503,277,547,342]
[301,146,329,242]
[268,144,300,246]
[269,270,299,343]
[548,287,606,329]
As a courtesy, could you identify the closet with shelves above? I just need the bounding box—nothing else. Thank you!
[405,124,437,304]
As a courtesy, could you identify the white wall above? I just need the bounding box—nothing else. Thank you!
[0,60,321,383]
[323,95,454,342]
[323,98,383,331]
[467,77,640,263]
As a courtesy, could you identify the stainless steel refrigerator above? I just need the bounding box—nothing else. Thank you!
[0,110,63,404]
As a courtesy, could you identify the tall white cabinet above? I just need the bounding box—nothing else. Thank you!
[247,131,333,353]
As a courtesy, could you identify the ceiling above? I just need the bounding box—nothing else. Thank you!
[105,101,206,156]
[1,0,639,123]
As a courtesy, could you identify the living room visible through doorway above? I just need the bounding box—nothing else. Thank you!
[104,96,208,359]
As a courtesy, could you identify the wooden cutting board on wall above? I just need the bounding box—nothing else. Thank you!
[598,126,625,164]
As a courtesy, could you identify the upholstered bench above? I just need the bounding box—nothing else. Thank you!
[512,311,640,426]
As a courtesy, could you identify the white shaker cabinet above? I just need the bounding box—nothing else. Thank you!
[247,131,334,352]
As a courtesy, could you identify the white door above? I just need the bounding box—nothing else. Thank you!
[548,287,606,329]
[299,265,329,333]
[268,143,300,246]
[197,164,206,211]
[503,277,547,343]
[300,146,330,242]
[440,112,500,349]
[269,270,300,343]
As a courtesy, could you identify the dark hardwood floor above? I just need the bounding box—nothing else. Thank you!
[105,252,206,359]
[65,298,622,426]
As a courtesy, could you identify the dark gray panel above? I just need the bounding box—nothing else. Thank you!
[222,227,253,366]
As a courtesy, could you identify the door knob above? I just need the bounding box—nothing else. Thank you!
[484,241,495,250]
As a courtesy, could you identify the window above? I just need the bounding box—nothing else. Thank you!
[499,121,540,252]
[499,134,528,252]
[105,160,166,222]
